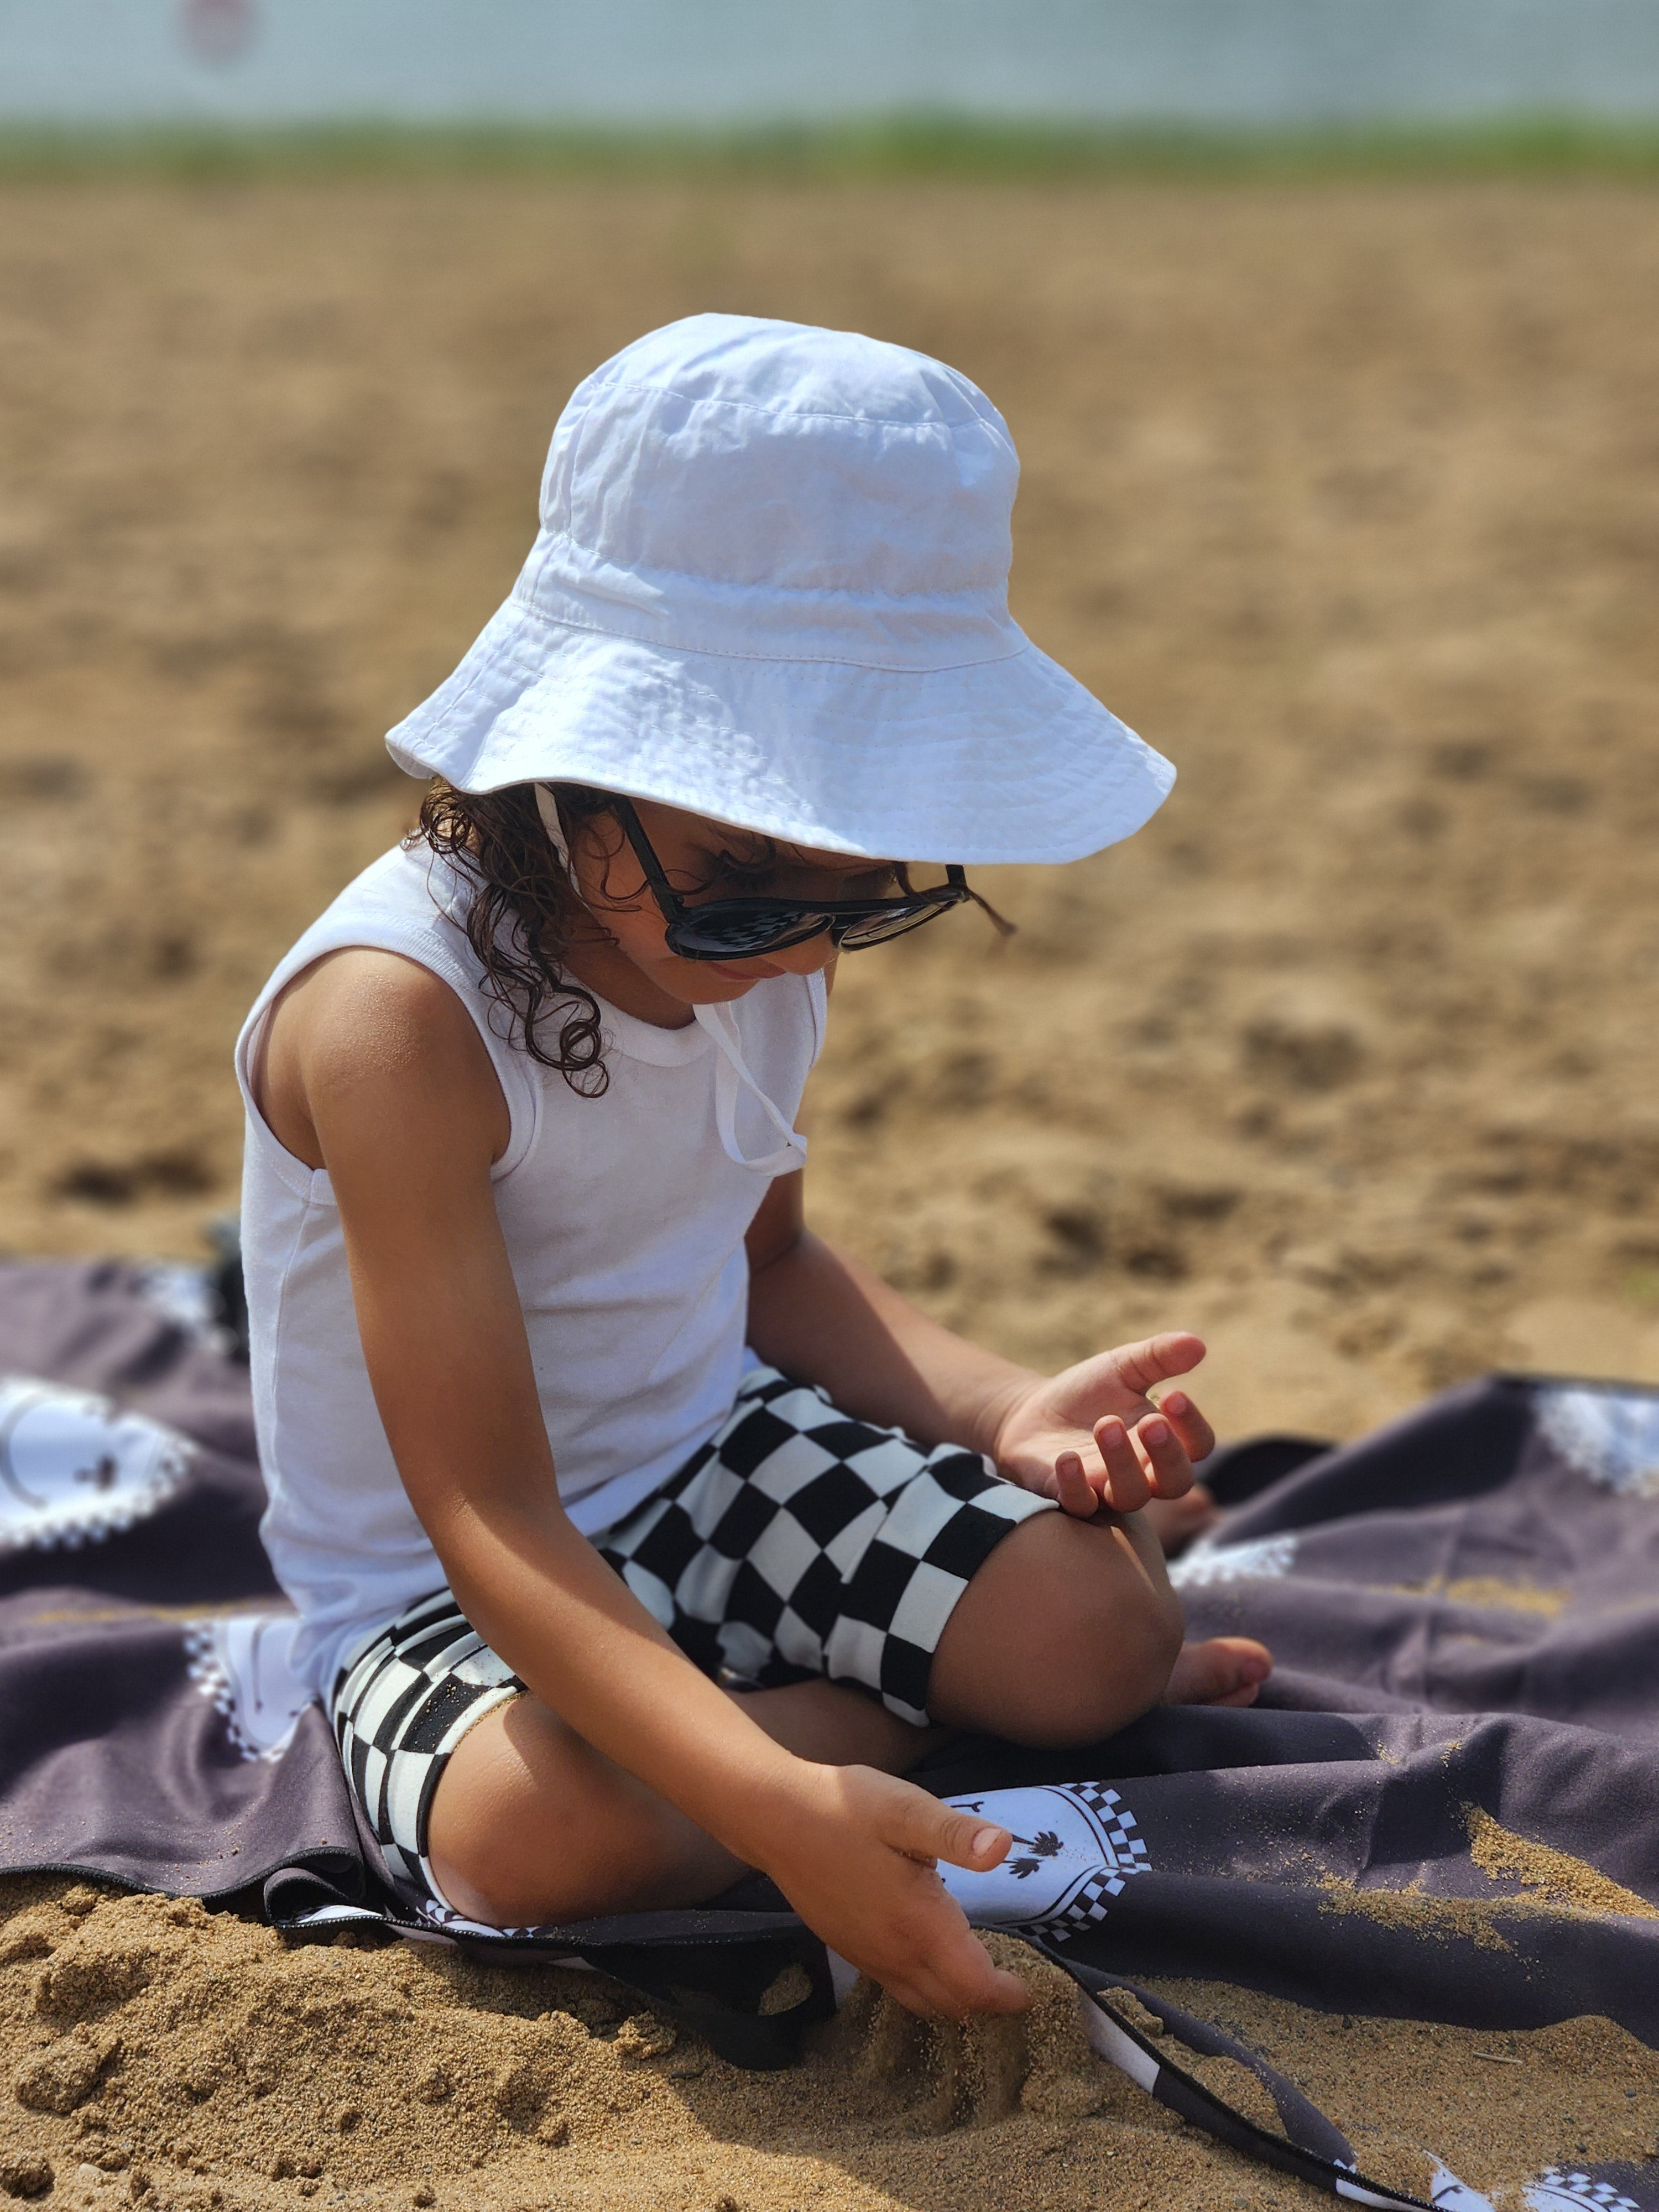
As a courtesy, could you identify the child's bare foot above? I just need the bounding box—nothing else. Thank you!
[1165,1636,1272,1709]
[1142,1482,1219,1556]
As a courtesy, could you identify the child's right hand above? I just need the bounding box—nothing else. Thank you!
[750,1762,1031,2020]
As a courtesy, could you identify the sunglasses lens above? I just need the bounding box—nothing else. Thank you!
[669,907,832,959]
[836,898,953,950]
[667,885,966,961]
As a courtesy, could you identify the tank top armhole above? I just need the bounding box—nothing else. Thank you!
[806,967,829,1063]
[234,999,315,1198]
[234,931,541,1193]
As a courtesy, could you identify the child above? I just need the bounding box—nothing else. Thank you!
[237,314,1270,2023]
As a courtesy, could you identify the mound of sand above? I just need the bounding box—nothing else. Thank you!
[2,166,1657,2202]
[3,1877,1658,2211]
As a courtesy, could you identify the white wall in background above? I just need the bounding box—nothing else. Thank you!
[2,0,1657,126]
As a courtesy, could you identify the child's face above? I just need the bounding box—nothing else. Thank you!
[567,797,904,1006]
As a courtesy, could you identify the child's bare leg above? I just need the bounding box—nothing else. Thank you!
[430,1515,1269,1927]
[428,1677,936,1928]
[927,1509,1269,1743]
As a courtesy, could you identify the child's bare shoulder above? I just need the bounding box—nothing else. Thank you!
[274,946,473,1065]
[258,948,505,1166]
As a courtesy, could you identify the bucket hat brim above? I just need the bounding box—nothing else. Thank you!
[387,597,1174,867]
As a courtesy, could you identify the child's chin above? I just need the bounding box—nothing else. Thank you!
[681,964,774,995]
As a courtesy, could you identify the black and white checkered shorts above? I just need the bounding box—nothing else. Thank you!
[330,1366,1053,1920]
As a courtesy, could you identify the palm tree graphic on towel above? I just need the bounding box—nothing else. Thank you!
[938,1784,1151,1936]
[1006,1828,1066,1880]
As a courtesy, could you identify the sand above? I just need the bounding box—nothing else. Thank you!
[4,1880,1659,2212]
[2,165,1658,2201]
[1465,1808,1659,1922]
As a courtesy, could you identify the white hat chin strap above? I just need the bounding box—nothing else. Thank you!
[534,782,572,868]
[696,1001,809,1177]
[537,785,804,1178]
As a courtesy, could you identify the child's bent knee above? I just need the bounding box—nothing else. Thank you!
[425,1698,738,1927]
[931,1522,1183,1746]
[429,1777,674,1928]
[1013,1585,1181,1745]
[425,1703,632,1924]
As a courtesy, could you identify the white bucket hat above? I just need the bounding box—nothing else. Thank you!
[387,313,1173,865]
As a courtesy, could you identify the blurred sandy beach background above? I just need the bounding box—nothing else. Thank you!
[2,157,1656,1447]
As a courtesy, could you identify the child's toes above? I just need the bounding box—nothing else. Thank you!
[1164,1636,1273,1708]
[1141,1484,1219,1557]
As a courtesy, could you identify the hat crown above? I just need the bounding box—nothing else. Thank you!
[541,314,1017,604]
[387,314,1174,868]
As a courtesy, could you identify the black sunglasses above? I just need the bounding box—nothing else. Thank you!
[606,796,990,963]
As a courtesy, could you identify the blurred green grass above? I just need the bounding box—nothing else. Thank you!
[2,112,1658,183]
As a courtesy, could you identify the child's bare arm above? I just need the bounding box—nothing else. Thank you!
[745,1172,1214,1520]
[259,948,1027,2020]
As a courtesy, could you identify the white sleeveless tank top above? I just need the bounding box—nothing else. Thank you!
[235,842,826,1698]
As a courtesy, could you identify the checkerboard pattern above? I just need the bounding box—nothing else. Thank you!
[331,1588,521,1912]
[330,1367,1052,1918]
[597,1367,1053,1725]
[1532,2177,1641,2212]
[1024,1781,1152,1944]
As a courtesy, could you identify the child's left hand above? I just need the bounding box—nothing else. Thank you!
[992,1332,1215,1519]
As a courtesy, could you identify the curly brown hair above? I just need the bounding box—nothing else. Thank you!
[411,779,799,1095]
[410,779,624,1095]
[411,781,996,1095]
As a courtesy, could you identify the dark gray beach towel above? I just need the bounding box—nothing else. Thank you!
[3,1256,1658,2209]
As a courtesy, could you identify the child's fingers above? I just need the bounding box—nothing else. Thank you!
[1094,1416,1151,1512]
[1157,1388,1216,1465]
[1134,1413,1196,1500]
[891,1929,1032,2021]
[854,1815,1030,2018]
[1053,1448,1100,1519]
[922,1931,1032,2020]
[1107,1331,1207,1398]
[886,1792,1010,1875]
